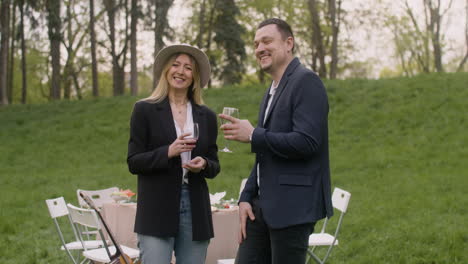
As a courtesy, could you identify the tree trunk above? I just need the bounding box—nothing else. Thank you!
[7,0,15,103]
[72,71,82,100]
[0,0,11,105]
[114,63,125,95]
[106,0,120,96]
[197,0,206,48]
[89,0,99,97]
[328,0,341,79]
[405,0,431,72]
[426,0,443,72]
[152,0,173,89]
[47,0,61,100]
[19,0,26,104]
[130,0,138,96]
[205,0,218,88]
[308,0,327,78]
[63,0,72,99]
[105,0,129,96]
[457,0,468,72]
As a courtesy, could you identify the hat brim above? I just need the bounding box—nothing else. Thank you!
[154,44,211,88]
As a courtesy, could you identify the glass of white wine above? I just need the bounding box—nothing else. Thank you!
[220,107,239,153]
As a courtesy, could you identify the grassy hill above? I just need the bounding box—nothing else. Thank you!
[0,72,467,263]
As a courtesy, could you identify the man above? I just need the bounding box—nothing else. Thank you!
[219,18,333,264]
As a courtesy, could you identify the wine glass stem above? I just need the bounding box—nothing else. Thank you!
[224,138,230,150]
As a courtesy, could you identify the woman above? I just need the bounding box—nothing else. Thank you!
[127,44,220,264]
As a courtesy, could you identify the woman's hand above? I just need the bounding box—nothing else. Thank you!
[168,132,197,158]
[182,156,207,173]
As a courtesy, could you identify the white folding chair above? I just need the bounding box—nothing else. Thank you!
[67,203,139,263]
[76,187,119,239]
[76,187,119,208]
[306,187,351,264]
[45,197,105,264]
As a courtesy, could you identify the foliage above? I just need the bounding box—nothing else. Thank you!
[213,0,246,85]
[0,73,467,263]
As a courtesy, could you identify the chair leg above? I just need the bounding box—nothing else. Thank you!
[320,245,335,264]
[306,248,323,264]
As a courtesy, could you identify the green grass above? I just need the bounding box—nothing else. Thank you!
[1,72,467,263]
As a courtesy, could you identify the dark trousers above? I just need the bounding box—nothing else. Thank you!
[235,198,316,264]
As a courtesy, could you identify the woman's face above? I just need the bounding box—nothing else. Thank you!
[166,54,194,92]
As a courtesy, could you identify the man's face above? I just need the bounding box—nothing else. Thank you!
[254,24,292,74]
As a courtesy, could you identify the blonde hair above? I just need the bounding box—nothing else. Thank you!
[142,53,204,105]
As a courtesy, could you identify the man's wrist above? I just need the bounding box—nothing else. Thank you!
[248,130,254,142]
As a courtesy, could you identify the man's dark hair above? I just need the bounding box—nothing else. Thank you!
[257,18,295,52]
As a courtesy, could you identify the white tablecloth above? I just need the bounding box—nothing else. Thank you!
[101,202,239,264]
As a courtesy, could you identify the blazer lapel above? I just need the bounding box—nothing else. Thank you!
[263,58,301,126]
[156,97,178,143]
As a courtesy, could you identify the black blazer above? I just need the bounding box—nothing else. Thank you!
[239,58,334,228]
[127,97,220,241]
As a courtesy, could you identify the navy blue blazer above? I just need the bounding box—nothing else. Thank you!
[239,58,333,229]
[127,97,220,241]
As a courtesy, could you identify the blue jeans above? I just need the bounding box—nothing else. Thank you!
[137,185,209,264]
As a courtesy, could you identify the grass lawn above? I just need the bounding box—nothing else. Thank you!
[0,72,467,263]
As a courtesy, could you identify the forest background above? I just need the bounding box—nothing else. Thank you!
[0,0,467,104]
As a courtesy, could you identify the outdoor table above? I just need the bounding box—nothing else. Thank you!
[101,202,239,264]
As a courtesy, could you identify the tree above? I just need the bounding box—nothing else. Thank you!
[19,0,27,103]
[0,0,11,105]
[130,0,138,95]
[89,0,99,97]
[104,0,130,96]
[202,0,218,87]
[308,0,327,78]
[328,0,342,79]
[46,0,62,100]
[404,0,454,73]
[62,0,92,100]
[213,0,246,85]
[7,0,16,103]
[457,0,468,72]
[196,0,206,48]
[149,0,174,89]
[425,0,453,72]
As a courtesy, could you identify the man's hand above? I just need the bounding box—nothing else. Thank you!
[238,202,255,244]
[219,114,254,143]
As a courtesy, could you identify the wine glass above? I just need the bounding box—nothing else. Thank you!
[220,107,239,153]
[184,122,199,145]
[182,123,199,166]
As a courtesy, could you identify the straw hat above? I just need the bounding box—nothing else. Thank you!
[154,44,211,88]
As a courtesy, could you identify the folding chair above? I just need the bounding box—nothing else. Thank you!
[306,187,351,264]
[76,187,119,208]
[45,197,105,264]
[76,187,119,239]
[67,203,139,263]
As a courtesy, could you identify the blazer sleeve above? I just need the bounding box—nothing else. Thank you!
[197,108,220,179]
[127,102,171,175]
[251,72,329,159]
[238,165,258,204]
